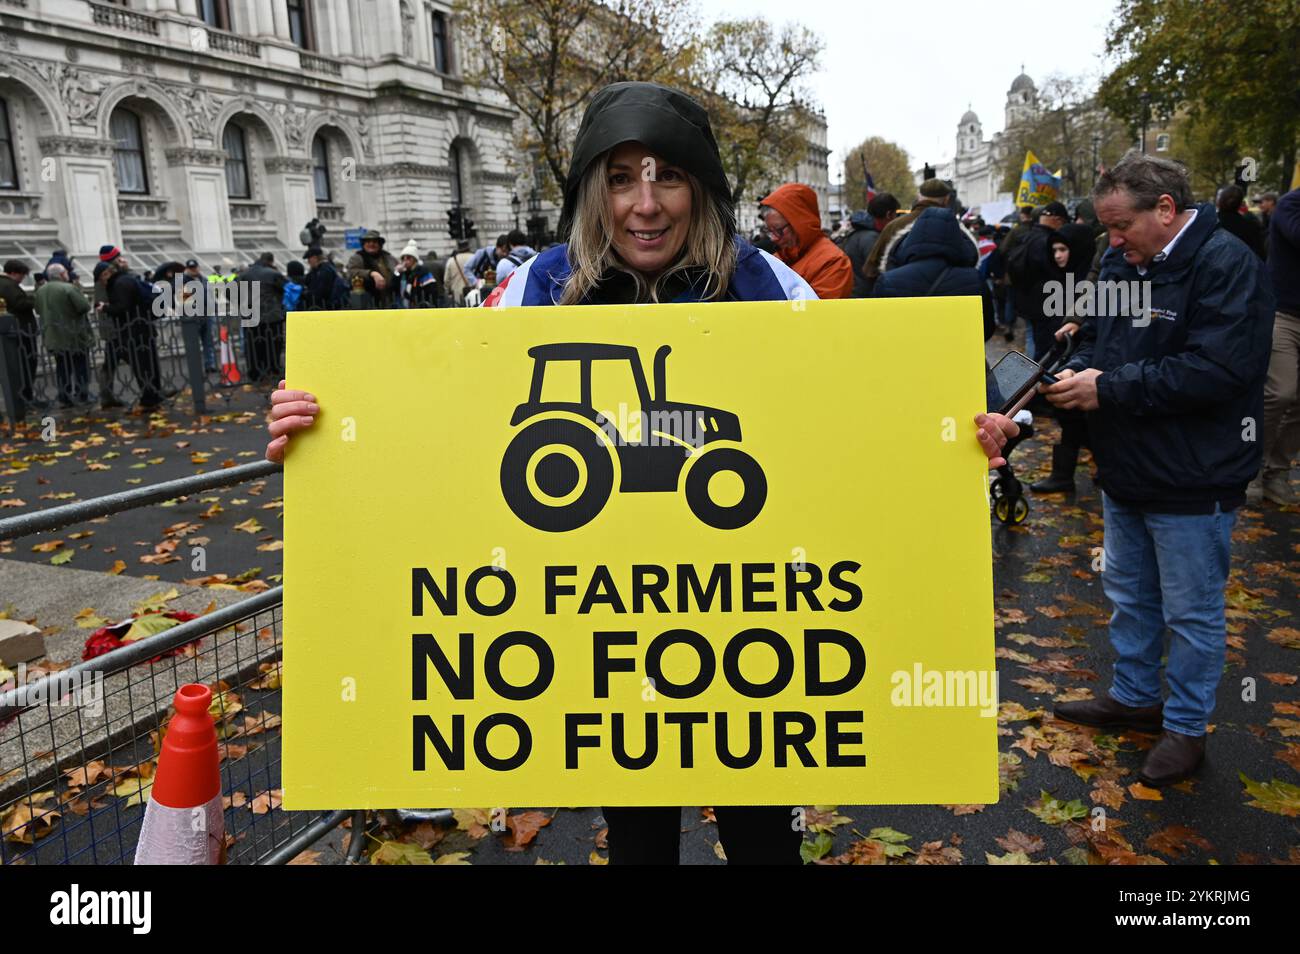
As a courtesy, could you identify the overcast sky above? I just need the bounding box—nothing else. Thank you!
[699,0,1119,175]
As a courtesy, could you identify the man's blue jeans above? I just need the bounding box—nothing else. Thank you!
[1101,492,1236,736]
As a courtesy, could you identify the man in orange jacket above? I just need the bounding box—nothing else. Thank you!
[759,183,854,300]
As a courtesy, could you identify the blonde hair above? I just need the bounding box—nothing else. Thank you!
[560,151,735,305]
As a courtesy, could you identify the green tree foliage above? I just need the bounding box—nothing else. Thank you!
[694,18,824,204]
[842,137,913,211]
[1097,0,1300,192]
[454,0,703,201]
[455,3,824,212]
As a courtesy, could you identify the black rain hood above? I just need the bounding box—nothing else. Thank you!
[559,82,735,238]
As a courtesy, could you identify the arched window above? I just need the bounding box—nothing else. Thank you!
[449,141,465,207]
[223,123,250,198]
[0,98,17,190]
[312,134,331,202]
[1155,133,1170,152]
[110,108,149,194]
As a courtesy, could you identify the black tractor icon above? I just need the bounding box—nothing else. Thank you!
[500,343,767,532]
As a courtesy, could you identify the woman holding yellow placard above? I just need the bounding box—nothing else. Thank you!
[265,81,1020,864]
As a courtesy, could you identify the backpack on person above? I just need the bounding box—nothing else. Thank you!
[472,251,496,279]
[1003,234,1035,283]
[331,272,350,308]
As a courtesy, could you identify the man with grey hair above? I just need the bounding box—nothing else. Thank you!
[34,261,94,406]
[1043,151,1274,787]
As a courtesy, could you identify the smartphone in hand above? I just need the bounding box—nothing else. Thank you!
[988,350,1058,416]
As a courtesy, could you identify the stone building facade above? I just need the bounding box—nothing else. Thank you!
[736,104,831,237]
[0,0,518,274]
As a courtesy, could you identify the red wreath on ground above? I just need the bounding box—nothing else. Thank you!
[82,611,201,662]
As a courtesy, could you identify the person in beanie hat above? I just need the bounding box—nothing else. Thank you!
[346,229,398,307]
[395,240,439,308]
[264,81,1024,863]
[863,179,955,287]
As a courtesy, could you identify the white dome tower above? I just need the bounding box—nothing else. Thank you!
[1006,69,1037,128]
[957,107,982,156]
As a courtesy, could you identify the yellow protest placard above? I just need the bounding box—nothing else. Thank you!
[283,298,997,809]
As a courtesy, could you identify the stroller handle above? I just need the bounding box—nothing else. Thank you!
[1040,329,1078,375]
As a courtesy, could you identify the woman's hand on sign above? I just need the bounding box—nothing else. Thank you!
[974,412,1018,470]
[266,380,318,463]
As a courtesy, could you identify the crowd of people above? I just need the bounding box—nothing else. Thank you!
[0,225,558,413]
[0,71,1295,865]
[262,80,1298,863]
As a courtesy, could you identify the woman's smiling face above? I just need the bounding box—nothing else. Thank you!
[605,141,692,277]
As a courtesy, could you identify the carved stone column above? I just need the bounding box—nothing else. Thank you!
[36,136,122,259]
[271,0,291,39]
[164,147,234,252]
[264,156,317,250]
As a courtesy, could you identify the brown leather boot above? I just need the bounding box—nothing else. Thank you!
[1138,730,1206,787]
[1053,695,1163,733]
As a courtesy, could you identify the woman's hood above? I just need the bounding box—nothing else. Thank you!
[559,82,734,237]
[759,183,825,254]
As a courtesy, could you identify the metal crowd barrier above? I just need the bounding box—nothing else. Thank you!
[0,305,263,427]
[0,460,357,865]
[0,272,459,429]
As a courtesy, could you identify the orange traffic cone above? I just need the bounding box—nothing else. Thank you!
[219,324,242,386]
[134,684,226,864]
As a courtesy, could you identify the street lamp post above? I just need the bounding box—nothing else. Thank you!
[1139,92,1151,154]
[837,167,844,225]
[510,192,520,230]
[525,186,544,247]
[1091,133,1101,187]
[731,143,742,201]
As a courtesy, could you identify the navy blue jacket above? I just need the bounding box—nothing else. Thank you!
[839,211,880,298]
[873,206,998,408]
[1269,187,1300,315]
[1067,203,1275,511]
[873,206,995,335]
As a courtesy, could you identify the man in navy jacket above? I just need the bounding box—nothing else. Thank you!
[1043,152,1274,787]
[1251,186,1300,505]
